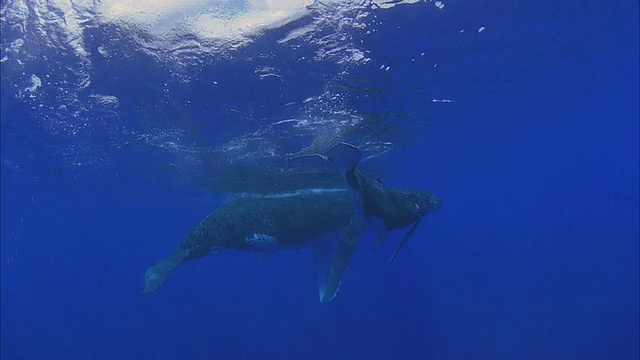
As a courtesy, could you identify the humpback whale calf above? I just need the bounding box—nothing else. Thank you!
[142,144,442,302]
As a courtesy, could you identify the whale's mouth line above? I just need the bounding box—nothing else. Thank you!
[388,207,428,264]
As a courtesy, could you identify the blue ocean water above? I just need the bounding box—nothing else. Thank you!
[1,0,638,359]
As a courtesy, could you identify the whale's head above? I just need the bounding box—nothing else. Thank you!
[367,187,441,230]
[385,189,442,263]
[415,190,442,216]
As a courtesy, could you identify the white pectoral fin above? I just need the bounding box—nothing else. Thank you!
[322,215,364,303]
[312,239,333,301]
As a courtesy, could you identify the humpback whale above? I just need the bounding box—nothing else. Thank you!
[142,144,441,302]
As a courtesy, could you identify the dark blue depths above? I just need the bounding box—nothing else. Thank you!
[1,1,638,359]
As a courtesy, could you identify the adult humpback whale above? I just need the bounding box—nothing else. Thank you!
[142,144,441,302]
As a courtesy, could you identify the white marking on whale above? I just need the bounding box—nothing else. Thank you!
[245,233,279,251]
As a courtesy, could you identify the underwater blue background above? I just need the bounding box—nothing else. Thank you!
[1,1,638,359]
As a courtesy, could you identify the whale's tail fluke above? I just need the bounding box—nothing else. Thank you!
[141,249,189,295]
[329,142,361,173]
[329,143,362,193]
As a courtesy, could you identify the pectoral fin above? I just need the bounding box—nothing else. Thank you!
[312,239,333,301]
[322,215,364,303]
[388,208,428,263]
